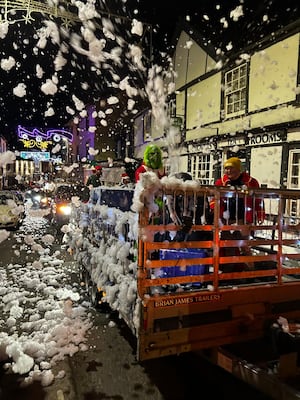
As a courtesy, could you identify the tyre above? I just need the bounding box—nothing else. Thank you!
[90,282,103,308]
[79,267,88,290]
[84,271,91,294]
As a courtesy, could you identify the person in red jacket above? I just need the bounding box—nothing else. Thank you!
[211,156,265,224]
[135,144,166,182]
[210,157,265,272]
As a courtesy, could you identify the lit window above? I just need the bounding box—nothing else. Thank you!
[189,154,214,185]
[287,150,300,218]
[224,63,247,117]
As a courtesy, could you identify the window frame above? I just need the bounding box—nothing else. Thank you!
[224,63,248,118]
[286,149,300,218]
[188,153,214,185]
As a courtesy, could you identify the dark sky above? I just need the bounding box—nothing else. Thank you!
[126,0,299,55]
[0,0,299,146]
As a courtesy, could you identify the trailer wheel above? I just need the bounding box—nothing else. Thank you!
[85,273,92,296]
[90,282,102,309]
[79,267,85,286]
[79,267,88,291]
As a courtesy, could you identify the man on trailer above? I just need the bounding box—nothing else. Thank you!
[210,157,265,271]
[135,145,166,182]
[212,157,264,224]
[86,165,103,204]
[86,165,102,188]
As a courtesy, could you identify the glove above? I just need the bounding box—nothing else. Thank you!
[180,216,193,234]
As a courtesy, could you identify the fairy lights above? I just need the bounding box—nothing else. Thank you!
[0,0,79,26]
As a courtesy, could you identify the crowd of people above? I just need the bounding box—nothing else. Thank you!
[86,146,264,223]
[119,145,265,273]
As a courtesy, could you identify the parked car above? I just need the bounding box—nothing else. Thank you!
[11,190,26,219]
[0,190,25,229]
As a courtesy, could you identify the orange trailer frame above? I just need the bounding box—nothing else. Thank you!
[136,185,300,361]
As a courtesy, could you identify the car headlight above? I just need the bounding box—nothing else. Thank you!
[57,204,72,215]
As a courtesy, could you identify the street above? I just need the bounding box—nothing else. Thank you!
[0,203,272,400]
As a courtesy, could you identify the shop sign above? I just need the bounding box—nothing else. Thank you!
[20,151,50,161]
[246,131,286,146]
[217,137,245,148]
[154,293,221,308]
[188,142,215,153]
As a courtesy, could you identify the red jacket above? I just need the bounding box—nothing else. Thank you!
[135,163,166,182]
[211,172,265,223]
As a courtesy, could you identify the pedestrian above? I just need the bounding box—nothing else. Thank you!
[209,157,265,272]
[86,165,102,188]
[135,144,166,182]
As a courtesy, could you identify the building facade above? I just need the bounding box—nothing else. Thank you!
[133,19,300,202]
[0,135,8,189]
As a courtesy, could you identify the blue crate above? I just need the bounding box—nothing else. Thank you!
[159,249,209,283]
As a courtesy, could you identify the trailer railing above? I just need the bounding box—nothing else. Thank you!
[136,183,300,360]
[137,186,300,295]
[68,181,300,361]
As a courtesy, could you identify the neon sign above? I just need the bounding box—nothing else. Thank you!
[17,126,73,143]
[20,151,50,161]
[20,137,52,150]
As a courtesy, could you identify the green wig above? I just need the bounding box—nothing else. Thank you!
[143,144,163,170]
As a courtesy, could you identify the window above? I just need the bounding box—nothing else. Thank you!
[168,98,176,118]
[143,110,151,142]
[189,154,214,185]
[224,64,247,117]
[286,150,300,218]
[288,150,300,189]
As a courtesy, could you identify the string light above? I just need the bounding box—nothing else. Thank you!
[0,0,79,26]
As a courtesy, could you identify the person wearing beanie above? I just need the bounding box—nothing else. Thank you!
[210,157,264,224]
[86,165,102,188]
[119,172,133,188]
[135,144,166,183]
[210,157,265,272]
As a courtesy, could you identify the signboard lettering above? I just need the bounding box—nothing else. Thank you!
[154,293,221,307]
[246,131,286,146]
[217,137,245,149]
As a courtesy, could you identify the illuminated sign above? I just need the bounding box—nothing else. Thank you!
[20,137,52,151]
[17,126,73,142]
[20,151,50,161]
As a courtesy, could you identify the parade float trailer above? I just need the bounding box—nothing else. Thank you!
[66,175,300,399]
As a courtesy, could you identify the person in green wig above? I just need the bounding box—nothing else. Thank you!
[135,144,166,182]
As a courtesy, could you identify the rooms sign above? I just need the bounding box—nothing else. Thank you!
[246,131,286,146]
